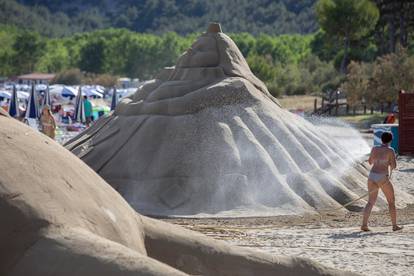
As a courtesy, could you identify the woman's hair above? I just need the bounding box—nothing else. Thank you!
[381,132,393,144]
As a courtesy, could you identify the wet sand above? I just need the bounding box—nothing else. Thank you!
[162,156,414,275]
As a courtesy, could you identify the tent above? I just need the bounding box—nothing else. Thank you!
[82,86,103,98]
[0,90,11,99]
[17,91,30,99]
[49,85,77,98]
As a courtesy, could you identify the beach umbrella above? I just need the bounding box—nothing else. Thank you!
[82,87,103,98]
[110,87,117,111]
[17,91,30,99]
[35,84,47,91]
[0,90,11,99]
[8,85,19,117]
[60,86,77,97]
[43,84,51,107]
[25,84,39,119]
[74,86,86,123]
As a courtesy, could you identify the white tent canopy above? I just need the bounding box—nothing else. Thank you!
[49,85,78,98]
[0,90,29,99]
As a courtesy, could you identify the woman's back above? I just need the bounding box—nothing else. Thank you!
[369,146,396,174]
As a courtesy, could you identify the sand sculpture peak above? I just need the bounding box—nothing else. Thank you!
[207,22,222,33]
[66,24,414,216]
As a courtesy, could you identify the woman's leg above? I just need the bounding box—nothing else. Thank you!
[362,180,379,230]
[380,179,402,230]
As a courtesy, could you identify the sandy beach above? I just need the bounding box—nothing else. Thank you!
[163,156,414,276]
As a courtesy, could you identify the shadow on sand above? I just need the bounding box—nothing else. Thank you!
[328,231,388,240]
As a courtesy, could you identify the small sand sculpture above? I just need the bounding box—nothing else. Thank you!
[0,116,357,275]
[66,23,413,216]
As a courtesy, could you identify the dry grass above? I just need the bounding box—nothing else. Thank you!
[279,95,322,112]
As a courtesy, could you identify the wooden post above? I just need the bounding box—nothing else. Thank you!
[322,98,325,109]
[370,106,374,114]
[346,104,349,115]
[381,103,384,114]
[314,98,317,113]
[364,105,367,115]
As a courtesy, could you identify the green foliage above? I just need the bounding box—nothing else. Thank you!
[316,0,379,72]
[10,30,46,74]
[341,48,414,105]
[316,0,379,40]
[52,68,83,85]
[2,0,318,37]
[79,37,108,74]
[36,40,70,73]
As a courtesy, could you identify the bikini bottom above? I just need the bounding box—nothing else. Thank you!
[368,172,388,183]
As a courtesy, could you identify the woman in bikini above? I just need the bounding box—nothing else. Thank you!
[40,105,56,139]
[361,131,402,231]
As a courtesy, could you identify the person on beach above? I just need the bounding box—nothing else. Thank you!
[40,105,56,139]
[83,96,93,127]
[361,132,402,232]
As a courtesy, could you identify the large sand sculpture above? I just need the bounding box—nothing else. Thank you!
[0,116,356,276]
[66,23,413,216]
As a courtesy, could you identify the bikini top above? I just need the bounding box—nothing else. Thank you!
[373,145,390,165]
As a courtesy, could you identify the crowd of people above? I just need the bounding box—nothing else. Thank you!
[1,93,109,141]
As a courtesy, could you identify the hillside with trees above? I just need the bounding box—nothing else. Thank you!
[1,0,414,108]
[1,0,318,36]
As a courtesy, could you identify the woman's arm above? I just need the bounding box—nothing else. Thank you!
[389,148,397,170]
[51,115,57,129]
[368,148,374,165]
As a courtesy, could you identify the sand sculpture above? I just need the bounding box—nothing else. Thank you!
[0,116,357,276]
[66,23,413,216]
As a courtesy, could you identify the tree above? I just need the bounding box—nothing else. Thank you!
[10,31,45,74]
[368,47,414,104]
[36,40,69,73]
[340,61,372,106]
[373,0,414,54]
[341,47,414,106]
[316,0,379,73]
[78,37,107,74]
[52,68,83,85]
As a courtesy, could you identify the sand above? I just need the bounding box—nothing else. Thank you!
[65,23,414,217]
[164,156,414,276]
[1,113,357,275]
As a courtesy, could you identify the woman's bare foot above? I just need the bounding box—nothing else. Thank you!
[361,225,370,232]
[392,225,403,231]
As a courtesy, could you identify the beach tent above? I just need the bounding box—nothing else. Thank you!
[94,85,105,93]
[110,87,117,111]
[49,85,77,98]
[25,84,39,119]
[82,86,103,98]
[35,84,47,91]
[8,86,19,118]
[0,90,11,99]
[61,86,78,98]
[17,91,30,99]
[74,86,86,123]
[16,84,30,91]
[1,90,30,100]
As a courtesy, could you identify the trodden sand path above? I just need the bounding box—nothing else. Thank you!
[224,224,414,276]
[164,156,414,275]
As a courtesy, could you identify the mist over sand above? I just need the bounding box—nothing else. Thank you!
[66,24,413,217]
